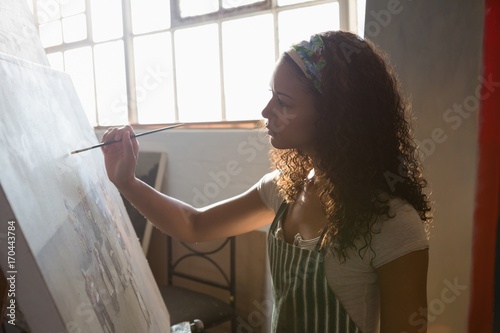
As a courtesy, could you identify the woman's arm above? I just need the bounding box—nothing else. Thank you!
[102,126,275,243]
[376,249,429,333]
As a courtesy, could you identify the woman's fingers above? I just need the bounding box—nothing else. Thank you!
[102,127,117,152]
[102,126,137,153]
[121,130,132,158]
[103,127,117,139]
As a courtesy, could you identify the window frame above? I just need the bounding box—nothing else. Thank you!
[33,0,359,128]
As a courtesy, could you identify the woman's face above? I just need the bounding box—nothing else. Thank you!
[261,56,319,155]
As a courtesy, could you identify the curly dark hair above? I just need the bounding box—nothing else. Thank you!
[271,31,432,261]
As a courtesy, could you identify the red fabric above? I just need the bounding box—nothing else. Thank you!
[468,0,500,331]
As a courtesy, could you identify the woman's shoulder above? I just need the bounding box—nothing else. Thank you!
[387,196,422,217]
[367,196,429,267]
[259,169,280,183]
[256,170,282,212]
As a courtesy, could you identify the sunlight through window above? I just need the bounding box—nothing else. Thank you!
[175,25,221,122]
[278,3,340,53]
[179,0,218,18]
[94,41,127,125]
[60,0,85,18]
[90,0,123,42]
[131,0,171,34]
[222,15,275,120]
[62,14,87,43]
[64,47,97,126]
[134,33,176,124]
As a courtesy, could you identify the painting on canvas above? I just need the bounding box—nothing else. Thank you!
[0,52,170,332]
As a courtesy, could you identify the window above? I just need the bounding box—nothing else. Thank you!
[31,0,363,127]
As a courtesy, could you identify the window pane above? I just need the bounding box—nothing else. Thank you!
[90,0,123,42]
[94,41,127,125]
[62,14,87,43]
[134,33,176,124]
[64,47,97,126]
[222,15,275,120]
[222,0,264,9]
[39,20,63,47]
[60,0,85,17]
[179,0,218,18]
[278,0,314,6]
[278,3,340,53]
[47,52,64,71]
[131,0,171,34]
[37,0,60,24]
[175,24,221,122]
[357,0,366,38]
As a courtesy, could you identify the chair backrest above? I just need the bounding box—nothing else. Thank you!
[167,236,236,309]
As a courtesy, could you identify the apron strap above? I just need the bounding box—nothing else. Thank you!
[269,201,288,234]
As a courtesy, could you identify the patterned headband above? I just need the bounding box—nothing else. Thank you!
[285,34,326,92]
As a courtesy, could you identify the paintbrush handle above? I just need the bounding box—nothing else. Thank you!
[70,123,184,154]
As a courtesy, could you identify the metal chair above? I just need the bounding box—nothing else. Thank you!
[160,236,237,332]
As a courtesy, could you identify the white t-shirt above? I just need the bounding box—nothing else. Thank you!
[256,171,429,333]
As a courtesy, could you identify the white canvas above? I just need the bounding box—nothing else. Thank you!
[0,52,170,332]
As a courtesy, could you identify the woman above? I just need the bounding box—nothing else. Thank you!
[103,31,432,333]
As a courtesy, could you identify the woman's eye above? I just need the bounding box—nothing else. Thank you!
[277,98,286,107]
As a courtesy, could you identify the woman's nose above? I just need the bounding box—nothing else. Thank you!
[261,98,274,119]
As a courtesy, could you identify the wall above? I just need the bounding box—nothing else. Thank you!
[137,129,272,206]
[365,0,484,331]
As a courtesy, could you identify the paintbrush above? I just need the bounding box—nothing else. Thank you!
[70,123,185,154]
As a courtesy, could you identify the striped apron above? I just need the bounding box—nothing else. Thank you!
[268,203,361,333]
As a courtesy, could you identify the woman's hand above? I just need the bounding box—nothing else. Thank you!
[101,125,139,190]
